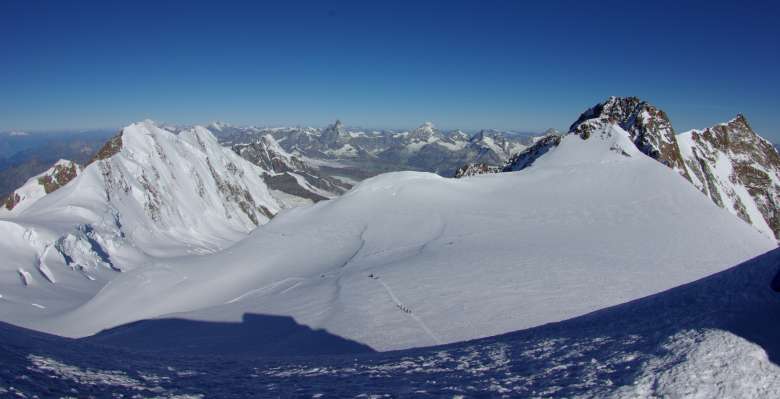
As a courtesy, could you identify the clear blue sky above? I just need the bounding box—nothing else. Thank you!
[2,0,779,138]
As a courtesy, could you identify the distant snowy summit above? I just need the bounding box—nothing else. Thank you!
[456,96,780,241]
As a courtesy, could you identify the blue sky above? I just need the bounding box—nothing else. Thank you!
[1,0,779,138]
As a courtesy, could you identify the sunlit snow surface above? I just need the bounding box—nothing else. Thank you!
[2,248,779,398]
[2,126,774,351]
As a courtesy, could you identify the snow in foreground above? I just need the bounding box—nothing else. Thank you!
[2,248,779,398]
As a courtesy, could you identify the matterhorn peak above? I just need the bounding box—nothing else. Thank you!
[408,121,439,140]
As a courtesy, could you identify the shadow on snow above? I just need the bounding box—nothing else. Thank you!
[83,313,375,357]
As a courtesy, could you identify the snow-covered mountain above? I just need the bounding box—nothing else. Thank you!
[0,121,284,324]
[232,134,351,205]
[6,116,773,352]
[569,96,690,180]
[1,159,82,216]
[678,114,780,240]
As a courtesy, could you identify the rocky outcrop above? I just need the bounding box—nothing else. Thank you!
[1,160,82,212]
[678,115,780,239]
[504,135,563,172]
[87,132,123,164]
[37,161,81,194]
[2,192,20,211]
[453,134,562,178]
[453,163,502,178]
[570,96,691,181]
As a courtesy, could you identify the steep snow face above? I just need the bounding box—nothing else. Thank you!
[678,115,780,240]
[0,160,82,216]
[25,123,774,349]
[18,121,279,248]
[0,121,282,325]
[570,96,691,180]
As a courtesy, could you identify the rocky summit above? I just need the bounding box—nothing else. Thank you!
[678,115,780,239]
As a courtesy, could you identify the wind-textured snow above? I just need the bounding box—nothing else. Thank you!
[15,123,773,350]
[1,247,778,398]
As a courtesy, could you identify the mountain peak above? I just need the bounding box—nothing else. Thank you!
[1,159,82,214]
[679,114,780,239]
[570,96,690,180]
[321,120,347,144]
[409,121,439,140]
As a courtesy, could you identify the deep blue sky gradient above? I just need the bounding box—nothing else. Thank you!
[2,0,779,138]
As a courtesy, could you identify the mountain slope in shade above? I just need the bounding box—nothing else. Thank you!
[18,121,774,350]
[678,114,780,240]
[0,160,82,215]
[233,134,351,205]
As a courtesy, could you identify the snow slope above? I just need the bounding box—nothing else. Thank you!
[2,243,779,398]
[16,123,773,350]
[0,121,282,327]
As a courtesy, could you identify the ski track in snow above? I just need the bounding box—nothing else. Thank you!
[375,277,442,345]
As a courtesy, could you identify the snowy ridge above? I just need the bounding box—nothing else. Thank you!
[0,159,82,216]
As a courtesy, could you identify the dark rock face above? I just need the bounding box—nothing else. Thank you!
[570,96,691,181]
[680,115,780,239]
[38,161,81,194]
[453,163,502,178]
[88,131,123,164]
[2,192,20,211]
[504,135,563,172]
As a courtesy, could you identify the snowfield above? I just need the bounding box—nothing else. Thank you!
[1,247,778,398]
[4,123,772,354]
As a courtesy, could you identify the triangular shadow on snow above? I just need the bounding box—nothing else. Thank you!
[82,313,375,357]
